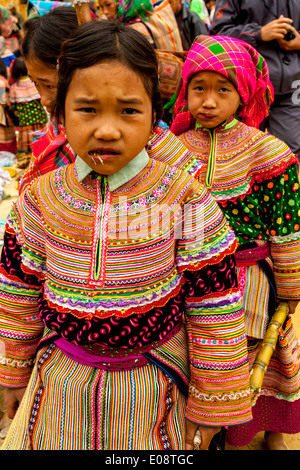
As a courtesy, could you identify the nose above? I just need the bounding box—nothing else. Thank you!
[103,6,111,18]
[40,91,54,113]
[94,116,121,141]
[202,92,217,108]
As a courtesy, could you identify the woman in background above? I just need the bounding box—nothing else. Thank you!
[9,56,47,155]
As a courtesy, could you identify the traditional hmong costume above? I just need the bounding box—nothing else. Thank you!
[170,34,300,446]
[9,77,48,153]
[0,144,252,449]
[18,119,76,194]
[115,0,183,51]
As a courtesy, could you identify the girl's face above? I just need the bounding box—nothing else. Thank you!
[187,70,242,129]
[25,56,58,115]
[63,60,153,175]
[205,0,215,10]
[98,0,117,19]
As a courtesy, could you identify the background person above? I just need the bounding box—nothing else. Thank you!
[169,0,207,50]
[210,0,300,161]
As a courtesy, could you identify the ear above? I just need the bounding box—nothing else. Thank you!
[59,116,67,139]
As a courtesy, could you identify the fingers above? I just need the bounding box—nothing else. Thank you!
[185,421,222,451]
[185,420,198,450]
[198,426,220,450]
[5,394,18,419]
[277,299,299,314]
[274,29,292,39]
[287,300,299,314]
[261,16,294,41]
[277,16,293,24]
[4,387,26,419]
[271,25,294,38]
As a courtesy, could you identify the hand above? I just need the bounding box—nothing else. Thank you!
[185,419,221,450]
[5,387,27,419]
[277,26,300,51]
[276,299,299,314]
[287,299,299,314]
[261,16,293,42]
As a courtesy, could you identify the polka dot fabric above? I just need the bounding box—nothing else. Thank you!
[220,164,300,244]
[13,100,47,127]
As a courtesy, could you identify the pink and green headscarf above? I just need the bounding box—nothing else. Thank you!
[116,0,153,22]
[170,35,274,135]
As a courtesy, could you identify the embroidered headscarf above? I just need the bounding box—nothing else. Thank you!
[26,1,73,19]
[0,5,17,38]
[0,36,6,56]
[170,35,274,135]
[116,0,153,22]
[0,6,9,24]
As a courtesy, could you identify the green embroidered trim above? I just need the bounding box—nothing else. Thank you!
[94,175,108,281]
[206,128,216,188]
[196,116,239,188]
[195,116,238,131]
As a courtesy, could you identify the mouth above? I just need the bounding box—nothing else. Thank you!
[200,113,217,120]
[88,148,120,164]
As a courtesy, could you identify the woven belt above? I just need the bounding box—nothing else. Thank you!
[235,243,270,267]
[54,321,182,371]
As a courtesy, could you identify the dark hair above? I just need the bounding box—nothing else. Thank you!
[13,49,22,58]
[0,58,7,79]
[11,56,28,81]
[56,21,163,123]
[21,6,78,68]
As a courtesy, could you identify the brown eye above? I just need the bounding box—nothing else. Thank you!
[122,108,139,115]
[78,107,96,113]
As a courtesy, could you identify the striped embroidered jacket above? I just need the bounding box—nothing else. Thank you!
[0,154,252,427]
[180,116,300,338]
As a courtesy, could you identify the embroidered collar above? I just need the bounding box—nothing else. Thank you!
[195,114,238,132]
[75,148,150,191]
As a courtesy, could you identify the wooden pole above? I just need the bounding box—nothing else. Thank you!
[250,301,289,404]
[73,0,93,24]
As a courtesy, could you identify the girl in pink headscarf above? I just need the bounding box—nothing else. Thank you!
[170,34,300,450]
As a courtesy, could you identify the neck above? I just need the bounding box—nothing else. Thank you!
[195,114,238,132]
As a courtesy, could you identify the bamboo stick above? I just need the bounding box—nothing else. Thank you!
[250,301,289,404]
[73,0,93,24]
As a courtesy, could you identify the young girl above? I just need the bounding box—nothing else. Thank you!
[9,57,48,155]
[0,56,16,154]
[18,5,79,193]
[170,34,300,450]
[0,21,252,450]
[0,35,15,70]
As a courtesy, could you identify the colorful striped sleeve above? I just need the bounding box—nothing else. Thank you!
[8,187,47,279]
[178,186,252,426]
[0,228,44,388]
[176,183,238,272]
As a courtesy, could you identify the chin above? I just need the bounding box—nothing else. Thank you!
[94,165,118,176]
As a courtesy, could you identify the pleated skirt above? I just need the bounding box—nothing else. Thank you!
[2,342,187,450]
